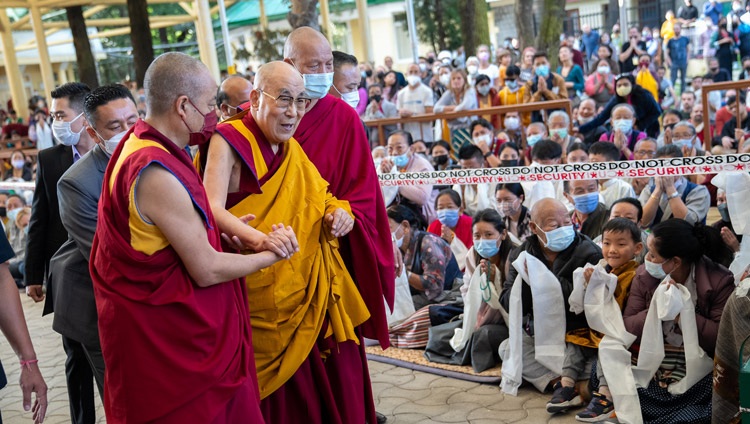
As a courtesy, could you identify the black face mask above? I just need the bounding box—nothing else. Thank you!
[427,57,435,65]
[0,207,7,218]
[369,95,382,103]
[500,159,519,167]
[365,69,373,77]
[377,72,386,80]
[433,155,449,166]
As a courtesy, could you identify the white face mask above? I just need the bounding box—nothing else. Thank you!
[504,117,520,130]
[407,75,422,87]
[439,74,451,87]
[467,65,479,75]
[52,112,85,146]
[95,129,129,156]
[472,133,492,146]
[333,84,360,109]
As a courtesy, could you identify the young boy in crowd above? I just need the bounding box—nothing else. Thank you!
[547,218,643,421]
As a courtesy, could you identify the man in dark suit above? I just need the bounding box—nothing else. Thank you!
[49,84,138,399]
[25,82,99,424]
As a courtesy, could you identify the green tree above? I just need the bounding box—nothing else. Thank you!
[459,0,490,58]
[288,0,320,30]
[126,0,154,88]
[535,0,566,68]
[408,0,462,53]
[66,6,99,88]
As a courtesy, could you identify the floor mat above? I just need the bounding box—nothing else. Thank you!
[365,345,502,384]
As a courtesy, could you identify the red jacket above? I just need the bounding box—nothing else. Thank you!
[623,256,734,357]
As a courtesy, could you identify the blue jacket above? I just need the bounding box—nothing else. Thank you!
[704,2,722,25]
[581,30,600,59]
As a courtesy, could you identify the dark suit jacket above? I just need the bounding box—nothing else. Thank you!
[48,145,108,345]
[25,144,74,315]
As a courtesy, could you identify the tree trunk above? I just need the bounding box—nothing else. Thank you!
[288,0,320,31]
[433,0,446,52]
[66,6,99,88]
[459,0,478,57]
[535,0,566,68]
[473,0,490,51]
[158,28,169,49]
[515,0,535,51]
[127,0,154,88]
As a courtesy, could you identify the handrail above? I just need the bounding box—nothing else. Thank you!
[363,99,573,146]
[700,79,750,152]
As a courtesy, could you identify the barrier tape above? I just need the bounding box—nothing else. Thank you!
[378,154,750,187]
[0,182,35,191]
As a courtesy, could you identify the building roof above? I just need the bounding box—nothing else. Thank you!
[220,0,402,28]
[0,28,106,67]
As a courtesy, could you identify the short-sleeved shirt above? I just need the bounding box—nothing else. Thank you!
[397,84,435,142]
[678,5,699,21]
[667,36,691,66]
[619,41,648,73]
[0,233,15,390]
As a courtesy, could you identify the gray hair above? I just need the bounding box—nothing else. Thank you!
[673,120,696,137]
[548,110,570,127]
[611,103,636,117]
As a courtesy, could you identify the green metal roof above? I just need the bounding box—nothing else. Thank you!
[218,0,402,29]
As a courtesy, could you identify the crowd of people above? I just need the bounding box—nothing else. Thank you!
[3,4,750,424]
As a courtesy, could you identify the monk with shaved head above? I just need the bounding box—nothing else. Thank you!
[203,60,371,423]
[284,26,396,424]
[90,52,279,423]
[217,75,253,121]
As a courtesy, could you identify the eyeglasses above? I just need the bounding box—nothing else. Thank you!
[634,149,656,157]
[259,89,312,110]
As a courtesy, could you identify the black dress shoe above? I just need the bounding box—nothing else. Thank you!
[376,411,387,424]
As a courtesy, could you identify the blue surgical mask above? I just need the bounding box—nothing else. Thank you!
[506,80,519,91]
[535,65,550,78]
[672,137,693,149]
[539,224,575,252]
[527,134,543,146]
[437,209,460,228]
[644,258,669,280]
[392,153,410,168]
[475,238,501,259]
[6,208,20,223]
[302,72,334,99]
[718,203,731,223]
[572,192,599,214]
[613,119,633,134]
[551,128,568,140]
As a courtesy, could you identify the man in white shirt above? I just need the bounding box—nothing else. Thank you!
[397,63,435,142]
[588,141,636,208]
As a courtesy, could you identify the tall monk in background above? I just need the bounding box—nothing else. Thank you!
[203,61,371,423]
[90,52,280,424]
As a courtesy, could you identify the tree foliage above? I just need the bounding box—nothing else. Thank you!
[535,0,566,68]
[459,0,490,58]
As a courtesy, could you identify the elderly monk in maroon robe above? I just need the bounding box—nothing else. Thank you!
[284,27,397,420]
[90,52,283,424]
[203,61,370,424]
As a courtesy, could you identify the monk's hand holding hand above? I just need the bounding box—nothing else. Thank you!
[221,214,257,251]
[266,224,299,259]
[19,360,47,424]
[326,208,354,238]
[440,225,454,243]
[613,129,626,151]
[479,259,488,275]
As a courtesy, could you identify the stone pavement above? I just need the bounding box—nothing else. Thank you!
[1,292,579,423]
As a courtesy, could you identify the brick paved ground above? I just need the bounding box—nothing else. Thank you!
[1,292,580,423]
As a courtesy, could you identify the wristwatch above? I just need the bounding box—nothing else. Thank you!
[667,191,680,200]
[483,151,493,158]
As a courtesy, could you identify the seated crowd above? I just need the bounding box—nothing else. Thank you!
[367,41,750,422]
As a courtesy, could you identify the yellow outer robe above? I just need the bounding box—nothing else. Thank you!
[224,124,370,399]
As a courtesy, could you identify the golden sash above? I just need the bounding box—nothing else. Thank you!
[228,136,369,399]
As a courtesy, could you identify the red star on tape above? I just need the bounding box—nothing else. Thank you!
[520,176,526,181]
[702,166,712,173]
[590,172,598,178]
[616,170,624,177]
[736,164,746,171]
[497,177,503,182]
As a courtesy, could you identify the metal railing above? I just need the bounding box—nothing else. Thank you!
[363,99,573,147]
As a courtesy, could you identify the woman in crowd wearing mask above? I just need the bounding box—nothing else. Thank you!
[589,44,620,76]
[623,219,734,423]
[28,109,53,151]
[424,209,513,372]
[431,65,452,102]
[580,74,662,138]
[585,58,616,108]
[711,18,738,76]
[388,204,462,310]
[474,75,500,131]
[476,45,499,88]
[519,47,537,83]
[496,141,524,167]
[598,103,647,160]
[434,70,478,146]
[465,56,480,86]
[556,46,585,100]
[501,112,525,147]
[382,70,404,104]
[427,189,474,271]
[495,183,531,243]
[430,140,454,171]
[3,150,32,182]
